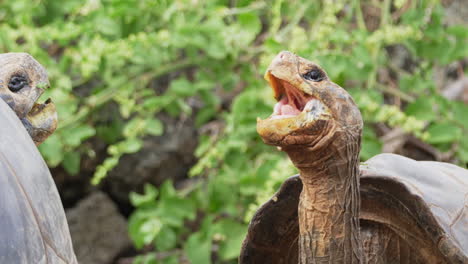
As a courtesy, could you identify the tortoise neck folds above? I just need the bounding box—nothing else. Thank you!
[284,132,363,264]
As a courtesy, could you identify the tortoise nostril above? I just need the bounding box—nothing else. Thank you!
[8,75,28,92]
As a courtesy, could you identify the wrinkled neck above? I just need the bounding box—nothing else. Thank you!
[285,133,363,263]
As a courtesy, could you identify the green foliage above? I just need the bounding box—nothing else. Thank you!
[1,0,466,263]
[129,182,196,251]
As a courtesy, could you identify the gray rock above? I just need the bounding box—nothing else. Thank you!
[104,114,198,206]
[66,191,131,264]
[444,0,468,26]
[442,77,468,103]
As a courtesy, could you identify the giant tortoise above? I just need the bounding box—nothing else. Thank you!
[0,53,77,263]
[240,51,467,264]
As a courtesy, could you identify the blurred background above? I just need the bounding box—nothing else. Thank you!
[0,0,466,263]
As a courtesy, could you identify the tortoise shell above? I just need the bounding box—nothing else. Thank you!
[240,154,467,263]
[0,100,77,264]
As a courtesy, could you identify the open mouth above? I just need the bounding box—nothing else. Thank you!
[23,97,58,145]
[26,97,57,131]
[28,98,53,116]
[266,72,327,120]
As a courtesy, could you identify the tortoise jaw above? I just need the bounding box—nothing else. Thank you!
[261,72,330,122]
[257,73,332,147]
[22,98,58,145]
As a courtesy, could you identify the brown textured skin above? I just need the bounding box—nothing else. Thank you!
[242,51,468,263]
[0,53,57,145]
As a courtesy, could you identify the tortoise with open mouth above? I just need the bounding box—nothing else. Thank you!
[240,51,467,264]
[0,53,77,264]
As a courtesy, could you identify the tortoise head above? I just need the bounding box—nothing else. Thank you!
[0,53,57,145]
[257,51,363,163]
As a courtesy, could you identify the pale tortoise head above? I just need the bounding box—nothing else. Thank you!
[0,53,57,145]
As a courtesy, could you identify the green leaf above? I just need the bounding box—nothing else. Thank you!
[154,226,177,251]
[427,122,462,144]
[142,96,173,112]
[361,126,382,161]
[61,125,96,147]
[168,78,194,97]
[361,139,382,161]
[452,102,468,128]
[96,121,123,144]
[140,218,163,246]
[159,197,196,227]
[195,107,217,127]
[237,12,261,44]
[128,211,156,249]
[130,184,159,207]
[62,152,81,175]
[457,138,468,164]
[159,181,176,198]
[133,253,158,264]
[119,138,143,153]
[161,256,178,264]
[405,97,435,121]
[145,118,164,136]
[447,25,468,39]
[39,134,64,167]
[95,16,121,37]
[123,118,145,137]
[184,232,211,264]
[214,219,247,260]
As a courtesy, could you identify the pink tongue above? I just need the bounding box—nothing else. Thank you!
[281,104,301,115]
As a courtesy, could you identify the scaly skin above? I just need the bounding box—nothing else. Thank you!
[257,51,363,263]
[0,53,57,145]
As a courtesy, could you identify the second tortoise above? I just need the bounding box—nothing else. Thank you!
[240,51,467,264]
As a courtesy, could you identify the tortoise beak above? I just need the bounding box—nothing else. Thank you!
[21,98,58,145]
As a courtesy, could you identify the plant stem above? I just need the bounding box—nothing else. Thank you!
[380,0,391,26]
[376,83,415,102]
[354,0,366,30]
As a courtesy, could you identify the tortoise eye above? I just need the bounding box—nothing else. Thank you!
[8,75,28,92]
[303,69,324,82]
